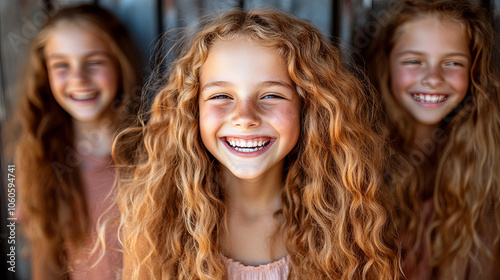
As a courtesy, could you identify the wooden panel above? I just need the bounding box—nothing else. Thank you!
[54,0,95,6]
[99,0,159,71]
[159,0,331,67]
[162,0,239,31]
[159,0,239,66]
[492,0,500,74]
[0,0,45,123]
[244,0,332,37]
[0,2,42,280]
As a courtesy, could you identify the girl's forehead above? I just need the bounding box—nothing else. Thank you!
[44,22,112,57]
[207,36,285,63]
[393,13,467,45]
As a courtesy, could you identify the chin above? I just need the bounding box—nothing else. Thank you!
[226,167,266,181]
[414,118,443,127]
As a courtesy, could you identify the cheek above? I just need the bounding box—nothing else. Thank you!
[199,104,227,143]
[267,104,301,140]
[390,67,417,102]
[93,68,118,93]
[47,71,65,94]
[446,70,469,96]
[47,72,68,107]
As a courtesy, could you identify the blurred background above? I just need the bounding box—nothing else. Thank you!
[0,0,498,279]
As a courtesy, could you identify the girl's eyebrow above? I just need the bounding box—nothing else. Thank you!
[395,50,470,58]
[259,80,295,91]
[47,50,110,59]
[201,80,294,92]
[200,81,232,92]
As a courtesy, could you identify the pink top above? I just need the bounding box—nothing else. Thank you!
[222,255,290,280]
[65,153,121,280]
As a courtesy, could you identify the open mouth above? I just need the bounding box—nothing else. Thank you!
[411,93,448,103]
[69,91,98,101]
[225,137,271,153]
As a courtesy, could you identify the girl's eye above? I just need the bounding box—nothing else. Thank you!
[209,94,232,100]
[262,93,283,99]
[444,61,463,67]
[52,63,69,70]
[87,60,103,67]
[402,60,421,65]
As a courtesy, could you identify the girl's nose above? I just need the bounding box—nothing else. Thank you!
[421,65,445,88]
[69,64,87,84]
[231,99,261,128]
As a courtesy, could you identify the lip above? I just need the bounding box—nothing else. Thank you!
[221,136,275,158]
[410,92,449,107]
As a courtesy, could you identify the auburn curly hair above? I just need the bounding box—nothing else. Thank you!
[14,4,141,275]
[367,0,500,277]
[114,8,398,280]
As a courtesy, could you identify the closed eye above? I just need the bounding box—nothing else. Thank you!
[51,62,69,70]
[209,93,232,100]
[444,61,464,67]
[402,60,421,65]
[87,60,104,66]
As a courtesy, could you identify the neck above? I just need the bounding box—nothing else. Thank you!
[412,122,440,152]
[72,118,115,157]
[223,164,284,219]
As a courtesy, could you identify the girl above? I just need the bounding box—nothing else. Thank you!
[113,8,398,280]
[15,4,141,279]
[366,0,500,279]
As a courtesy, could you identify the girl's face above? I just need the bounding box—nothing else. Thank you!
[389,16,470,128]
[199,38,301,181]
[45,23,119,123]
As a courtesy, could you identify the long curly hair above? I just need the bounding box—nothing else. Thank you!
[367,0,500,276]
[15,4,141,274]
[115,9,398,280]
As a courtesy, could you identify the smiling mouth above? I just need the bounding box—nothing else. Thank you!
[225,137,271,153]
[69,91,98,101]
[411,93,448,103]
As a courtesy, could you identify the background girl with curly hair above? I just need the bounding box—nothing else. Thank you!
[14,4,141,279]
[113,8,398,280]
[366,0,500,279]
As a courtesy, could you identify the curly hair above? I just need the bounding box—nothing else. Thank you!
[366,0,500,276]
[115,8,398,280]
[14,4,141,274]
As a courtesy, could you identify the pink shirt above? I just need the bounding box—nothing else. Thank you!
[66,153,121,280]
[223,255,290,280]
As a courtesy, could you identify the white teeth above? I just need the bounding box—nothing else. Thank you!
[71,91,97,101]
[226,138,270,152]
[412,94,447,103]
[234,147,262,152]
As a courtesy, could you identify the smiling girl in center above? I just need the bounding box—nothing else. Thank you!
[113,9,398,279]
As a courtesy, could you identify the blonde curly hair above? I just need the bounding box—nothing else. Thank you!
[114,8,398,280]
